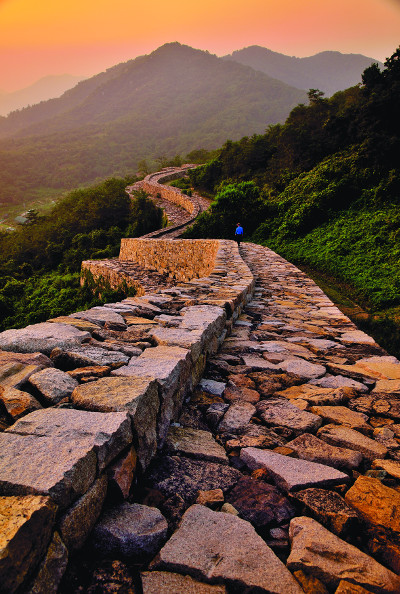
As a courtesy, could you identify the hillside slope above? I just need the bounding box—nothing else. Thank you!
[224,46,383,96]
[0,43,306,205]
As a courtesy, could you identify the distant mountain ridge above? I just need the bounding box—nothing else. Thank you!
[0,43,307,204]
[0,75,86,117]
[223,46,383,96]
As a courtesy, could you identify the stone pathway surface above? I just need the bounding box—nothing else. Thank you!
[2,169,400,592]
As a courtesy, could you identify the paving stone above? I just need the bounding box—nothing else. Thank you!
[0,322,90,355]
[339,331,377,345]
[279,358,326,380]
[256,398,322,435]
[287,516,400,593]
[287,433,362,471]
[0,361,45,390]
[0,495,57,593]
[71,377,157,470]
[0,387,42,421]
[164,427,228,464]
[0,350,53,369]
[112,345,192,443]
[67,365,111,380]
[372,458,400,479]
[309,405,371,434]
[48,316,100,333]
[152,504,303,593]
[196,488,224,508]
[28,531,68,594]
[226,475,296,530]
[317,424,387,461]
[50,345,129,370]
[275,385,354,406]
[58,474,108,550]
[199,378,226,396]
[143,456,241,504]
[0,432,97,508]
[240,447,349,492]
[309,375,369,392]
[345,475,400,536]
[334,582,372,594]
[141,571,227,593]
[218,401,256,433]
[7,407,132,472]
[91,502,168,559]
[70,307,126,327]
[28,368,78,404]
[291,488,359,537]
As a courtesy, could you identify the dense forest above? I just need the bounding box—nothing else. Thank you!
[0,179,164,330]
[184,48,400,353]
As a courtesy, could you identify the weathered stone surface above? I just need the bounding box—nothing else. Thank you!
[340,356,400,380]
[309,405,371,434]
[91,502,168,559]
[340,330,377,345]
[164,427,228,464]
[372,458,400,479]
[29,368,78,404]
[0,387,42,421]
[71,377,158,470]
[108,447,137,500]
[144,456,241,504]
[317,424,387,461]
[70,306,126,327]
[196,488,224,508]
[0,362,44,390]
[141,571,227,594]
[293,570,329,594]
[205,402,229,430]
[28,531,68,594]
[0,350,52,369]
[67,365,111,380]
[58,474,108,550]
[291,488,359,537]
[0,431,97,509]
[279,358,326,380]
[199,378,226,396]
[51,345,129,370]
[0,495,57,593]
[240,448,349,492]
[8,408,132,472]
[256,398,322,435]
[226,476,296,529]
[287,516,400,593]
[286,434,362,471]
[275,384,354,406]
[309,375,369,392]
[345,476,400,535]
[0,323,90,355]
[218,401,256,433]
[372,379,400,394]
[48,315,100,333]
[151,504,303,593]
[113,345,191,443]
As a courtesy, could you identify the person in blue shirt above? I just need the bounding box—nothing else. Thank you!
[235,223,244,246]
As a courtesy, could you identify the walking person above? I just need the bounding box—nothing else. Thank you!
[235,222,244,246]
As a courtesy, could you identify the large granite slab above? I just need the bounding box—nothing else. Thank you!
[256,398,322,435]
[317,424,387,461]
[0,323,90,355]
[240,447,349,492]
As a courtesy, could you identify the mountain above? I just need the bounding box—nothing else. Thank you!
[0,43,307,205]
[0,75,86,117]
[223,46,383,96]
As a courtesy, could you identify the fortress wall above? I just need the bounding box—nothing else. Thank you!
[0,239,254,592]
[119,238,220,281]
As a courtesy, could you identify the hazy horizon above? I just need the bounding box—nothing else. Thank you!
[1,0,399,92]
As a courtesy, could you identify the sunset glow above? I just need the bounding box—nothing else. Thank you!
[1,0,399,91]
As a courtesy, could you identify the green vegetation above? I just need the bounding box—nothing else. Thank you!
[0,179,164,330]
[184,48,400,355]
[0,43,306,208]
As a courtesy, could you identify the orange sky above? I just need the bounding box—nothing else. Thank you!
[1,0,399,91]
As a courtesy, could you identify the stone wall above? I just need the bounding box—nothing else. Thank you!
[0,239,254,592]
[119,239,220,281]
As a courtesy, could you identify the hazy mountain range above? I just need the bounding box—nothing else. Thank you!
[0,75,86,117]
[0,42,381,206]
[224,46,383,97]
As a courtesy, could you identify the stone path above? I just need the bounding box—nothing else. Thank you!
[2,168,400,592]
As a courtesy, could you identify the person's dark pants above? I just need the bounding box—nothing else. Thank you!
[235,235,242,246]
